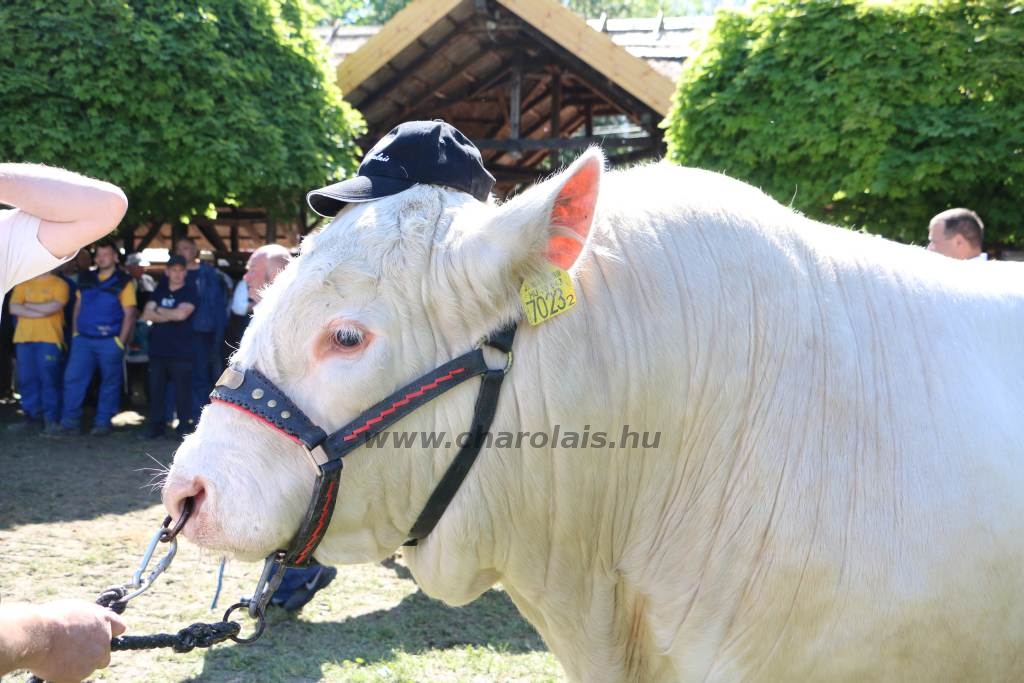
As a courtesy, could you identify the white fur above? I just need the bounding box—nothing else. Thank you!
[165,151,1024,681]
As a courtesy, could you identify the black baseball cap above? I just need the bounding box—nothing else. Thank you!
[306,120,496,217]
[166,255,187,268]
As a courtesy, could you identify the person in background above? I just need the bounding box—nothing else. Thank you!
[125,252,157,307]
[7,268,69,434]
[174,236,226,420]
[926,208,987,261]
[138,255,196,440]
[56,253,89,350]
[57,240,137,436]
[239,244,339,611]
[222,276,248,365]
[242,244,291,311]
[0,162,128,683]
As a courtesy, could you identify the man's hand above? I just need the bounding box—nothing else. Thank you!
[0,600,126,682]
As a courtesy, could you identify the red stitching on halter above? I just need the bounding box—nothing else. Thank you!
[210,397,304,446]
[295,477,337,564]
[342,367,468,441]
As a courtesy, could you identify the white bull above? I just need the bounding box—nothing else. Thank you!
[164,150,1024,681]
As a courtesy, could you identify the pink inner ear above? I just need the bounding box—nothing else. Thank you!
[546,159,600,270]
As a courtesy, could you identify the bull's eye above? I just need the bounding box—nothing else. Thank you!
[333,328,364,349]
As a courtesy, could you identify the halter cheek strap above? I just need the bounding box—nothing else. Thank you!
[209,323,516,597]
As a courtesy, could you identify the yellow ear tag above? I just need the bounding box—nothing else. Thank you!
[519,266,578,326]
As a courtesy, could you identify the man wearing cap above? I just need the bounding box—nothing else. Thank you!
[307,120,495,217]
[138,255,198,439]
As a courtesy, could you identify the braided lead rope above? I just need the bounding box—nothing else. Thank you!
[111,620,242,653]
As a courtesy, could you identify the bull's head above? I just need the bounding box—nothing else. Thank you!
[162,150,602,576]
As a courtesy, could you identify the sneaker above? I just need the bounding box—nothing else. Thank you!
[6,419,41,434]
[89,425,112,437]
[278,566,337,613]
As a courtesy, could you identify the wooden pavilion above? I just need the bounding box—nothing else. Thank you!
[124,0,704,262]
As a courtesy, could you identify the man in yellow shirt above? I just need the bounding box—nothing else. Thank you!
[8,270,69,433]
[56,241,137,436]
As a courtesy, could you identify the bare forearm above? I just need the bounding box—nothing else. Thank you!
[24,300,64,316]
[9,303,42,318]
[0,164,126,225]
[0,163,128,258]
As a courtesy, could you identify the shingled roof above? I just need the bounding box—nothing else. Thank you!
[317,0,708,190]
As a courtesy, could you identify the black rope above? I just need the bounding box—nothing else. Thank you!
[111,621,241,653]
[25,588,245,683]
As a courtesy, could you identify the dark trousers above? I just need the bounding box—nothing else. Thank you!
[190,330,215,419]
[147,356,192,436]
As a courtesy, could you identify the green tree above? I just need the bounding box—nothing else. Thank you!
[665,0,1024,246]
[306,0,408,25]
[0,0,364,231]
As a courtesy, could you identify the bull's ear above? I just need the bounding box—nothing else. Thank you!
[470,148,603,279]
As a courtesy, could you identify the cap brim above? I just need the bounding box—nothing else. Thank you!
[306,175,417,217]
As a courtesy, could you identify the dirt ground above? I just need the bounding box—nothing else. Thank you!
[0,398,560,682]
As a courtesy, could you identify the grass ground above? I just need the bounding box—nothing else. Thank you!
[0,399,564,682]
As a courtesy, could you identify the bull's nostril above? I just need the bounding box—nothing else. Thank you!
[165,476,208,526]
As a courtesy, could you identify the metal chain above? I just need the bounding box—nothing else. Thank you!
[25,498,263,683]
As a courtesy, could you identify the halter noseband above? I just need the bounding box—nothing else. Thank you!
[209,323,517,616]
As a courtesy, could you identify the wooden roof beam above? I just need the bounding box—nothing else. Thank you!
[352,20,478,112]
[473,135,659,152]
[337,0,469,95]
[494,0,674,115]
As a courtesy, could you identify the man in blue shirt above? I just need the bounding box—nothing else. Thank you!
[139,255,197,439]
[174,237,227,422]
[58,241,137,436]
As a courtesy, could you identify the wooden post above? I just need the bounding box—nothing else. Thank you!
[266,217,277,245]
[551,68,562,137]
[509,58,523,161]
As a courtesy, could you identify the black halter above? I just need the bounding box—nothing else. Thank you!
[209,323,517,616]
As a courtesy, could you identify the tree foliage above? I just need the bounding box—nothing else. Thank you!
[306,0,408,25]
[665,0,1024,245]
[0,0,364,229]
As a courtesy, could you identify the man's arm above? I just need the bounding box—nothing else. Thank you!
[160,302,195,322]
[141,300,169,323]
[0,600,126,681]
[118,306,137,348]
[71,297,81,336]
[20,300,64,316]
[0,164,128,259]
[9,302,45,318]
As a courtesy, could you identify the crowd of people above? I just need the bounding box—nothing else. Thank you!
[0,236,293,441]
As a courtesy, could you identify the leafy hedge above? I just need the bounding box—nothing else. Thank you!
[665,0,1024,246]
[0,0,364,228]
